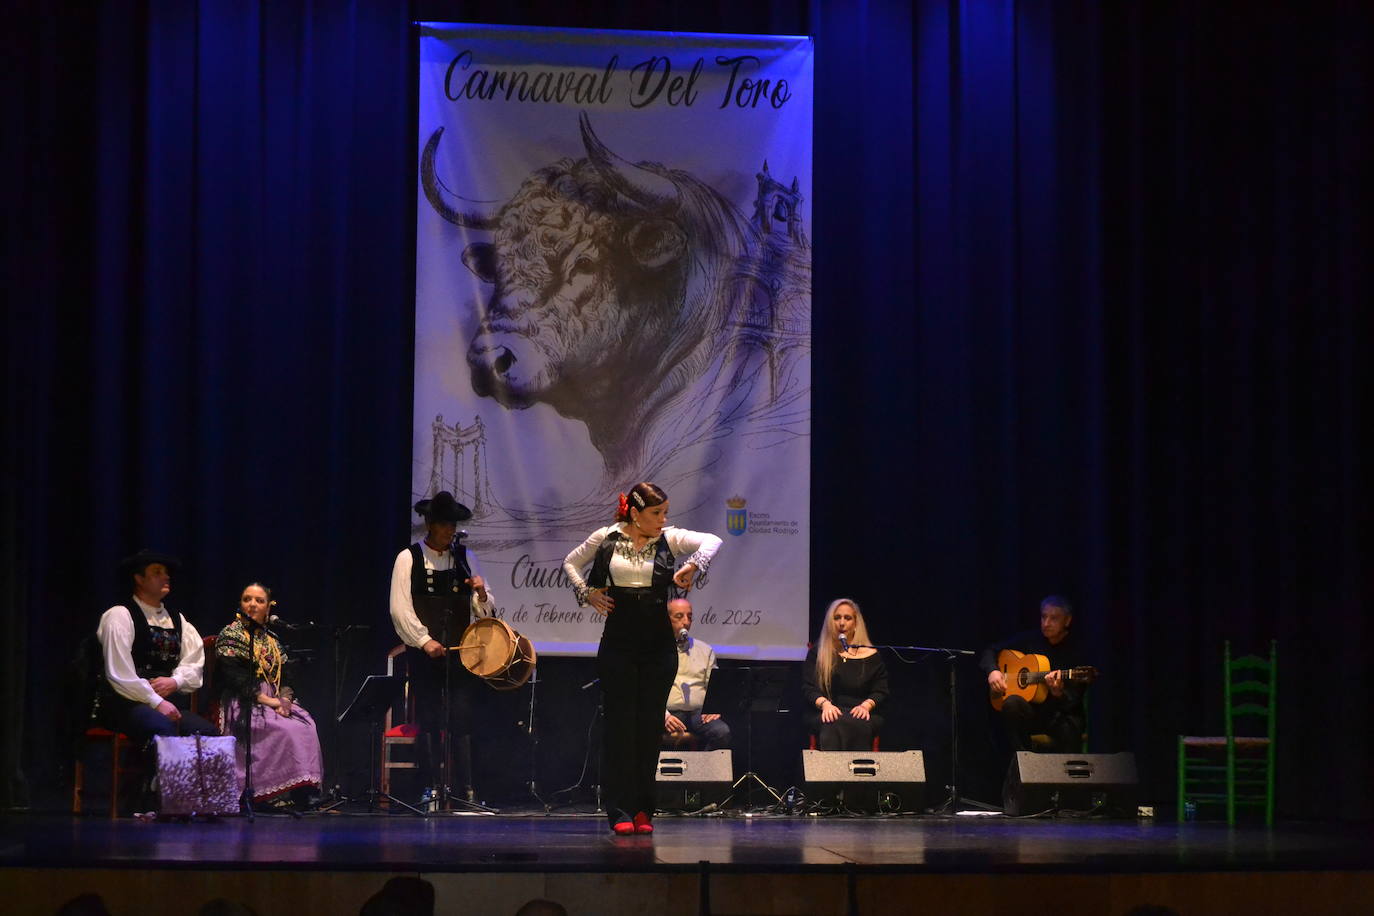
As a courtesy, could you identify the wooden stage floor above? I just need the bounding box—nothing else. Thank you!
[3,809,1372,915]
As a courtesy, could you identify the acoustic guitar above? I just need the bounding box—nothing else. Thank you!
[990,649,1097,711]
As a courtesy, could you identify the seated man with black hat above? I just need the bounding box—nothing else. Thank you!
[389,491,497,804]
[96,549,218,742]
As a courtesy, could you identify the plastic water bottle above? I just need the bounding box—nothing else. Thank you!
[1183,800,1197,822]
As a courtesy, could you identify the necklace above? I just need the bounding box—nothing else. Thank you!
[615,531,660,562]
[254,633,283,692]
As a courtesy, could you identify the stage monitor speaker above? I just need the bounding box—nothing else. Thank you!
[655,750,733,811]
[1004,751,1138,816]
[801,749,925,813]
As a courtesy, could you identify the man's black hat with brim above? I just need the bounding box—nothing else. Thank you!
[117,548,182,578]
[413,490,472,524]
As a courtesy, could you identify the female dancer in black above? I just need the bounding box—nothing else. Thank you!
[563,482,721,834]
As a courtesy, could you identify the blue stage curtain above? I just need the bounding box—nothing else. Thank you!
[3,0,422,808]
[3,1,1369,818]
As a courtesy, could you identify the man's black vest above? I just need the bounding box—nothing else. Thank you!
[408,542,473,642]
[93,602,186,722]
[124,602,184,680]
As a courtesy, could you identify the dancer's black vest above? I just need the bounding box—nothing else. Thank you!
[587,531,676,649]
[408,542,473,643]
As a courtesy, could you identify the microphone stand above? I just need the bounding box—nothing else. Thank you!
[844,642,998,815]
[548,679,603,813]
[233,611,270,821]
[237,614,305,820]
[523,669,547,810]
[242,615,257,821]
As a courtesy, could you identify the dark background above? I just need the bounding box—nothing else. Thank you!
[3,1,1369,818]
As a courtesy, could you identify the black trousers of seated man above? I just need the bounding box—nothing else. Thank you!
[98,695,219,812]
[407,647,481,799]
[663,711,733,751]
[114,702,219,742]
[997,695,1084,753]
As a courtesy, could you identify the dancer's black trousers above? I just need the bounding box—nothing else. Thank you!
[595,587,676,822]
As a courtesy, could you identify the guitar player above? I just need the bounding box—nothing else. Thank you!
[979,596,1089,754]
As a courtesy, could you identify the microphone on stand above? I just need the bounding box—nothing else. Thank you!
[451,529,474,582]
[839,633,851,652]
[268,614,317,631]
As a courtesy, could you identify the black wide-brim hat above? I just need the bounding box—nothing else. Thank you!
[117,548,182,577]
[413,490,472,523]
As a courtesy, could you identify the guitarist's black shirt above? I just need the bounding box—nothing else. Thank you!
[978,628,1089,715]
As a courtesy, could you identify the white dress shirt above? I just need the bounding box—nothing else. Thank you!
[389,541,496,648]
[96,596,206,708]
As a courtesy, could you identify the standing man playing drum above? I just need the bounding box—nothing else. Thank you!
[389,491,496,805]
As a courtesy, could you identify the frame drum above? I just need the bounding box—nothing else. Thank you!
[457,617,537,690]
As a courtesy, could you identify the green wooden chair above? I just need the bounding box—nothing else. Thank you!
[1177,640,1277,825]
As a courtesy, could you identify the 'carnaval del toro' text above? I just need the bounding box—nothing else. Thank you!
[443,51,794,110]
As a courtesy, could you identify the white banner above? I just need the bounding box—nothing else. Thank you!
[415,23,812,658]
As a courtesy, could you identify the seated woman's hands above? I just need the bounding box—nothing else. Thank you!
[819,699,873,722]
[259,692,294,718]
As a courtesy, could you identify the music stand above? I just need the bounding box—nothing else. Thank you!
[702,666,789,808]
[337,674,425,815]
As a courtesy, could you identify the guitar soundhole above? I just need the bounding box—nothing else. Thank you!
[1017,671,1029,688]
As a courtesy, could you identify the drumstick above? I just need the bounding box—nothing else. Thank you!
[449,644,486,653]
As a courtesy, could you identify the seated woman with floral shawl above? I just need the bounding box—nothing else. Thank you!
[215,583,322,806]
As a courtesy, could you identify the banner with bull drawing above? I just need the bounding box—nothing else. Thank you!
[415,23,812,659]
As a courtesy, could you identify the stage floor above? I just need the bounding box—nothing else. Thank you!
[5,807,1373,873]
[5,810,1374,915]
